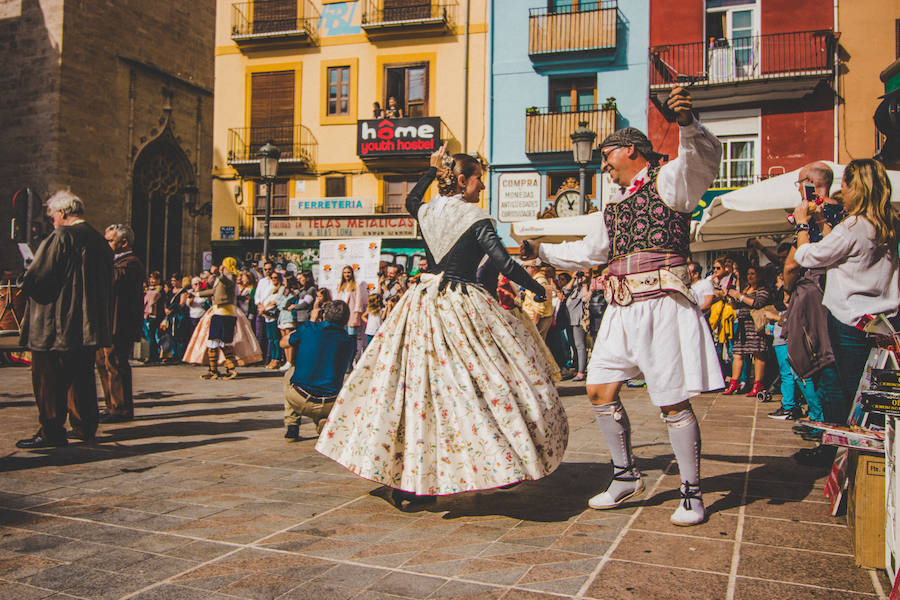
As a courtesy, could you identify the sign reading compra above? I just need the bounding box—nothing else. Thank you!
[357,117,441,158]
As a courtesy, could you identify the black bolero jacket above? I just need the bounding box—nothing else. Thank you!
[405,168,545,298]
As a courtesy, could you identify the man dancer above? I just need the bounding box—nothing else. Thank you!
[17,191,112,448]
[96,224,144,424]
[521,87,723,525]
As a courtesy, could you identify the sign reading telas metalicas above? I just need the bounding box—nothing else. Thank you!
[357,117,441,158]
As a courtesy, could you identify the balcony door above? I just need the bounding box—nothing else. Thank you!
[550,76,596,113]
[384,177,419,213]
[250,71,295,158]
[706,1,757,79]
[253,0,297,34]
[383,0,432,22]
[384,63,428,117]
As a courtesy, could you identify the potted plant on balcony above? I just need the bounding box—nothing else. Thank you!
[525,106,540,116]
[601,97,617,111]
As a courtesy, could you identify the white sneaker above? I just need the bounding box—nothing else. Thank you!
[588,476,644,510]
[278,362,291,372]
[670,483,706,526]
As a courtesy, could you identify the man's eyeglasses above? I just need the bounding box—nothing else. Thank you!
[793,177,811,189]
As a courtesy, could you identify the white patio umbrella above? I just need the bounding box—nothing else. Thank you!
[694,161,900,245]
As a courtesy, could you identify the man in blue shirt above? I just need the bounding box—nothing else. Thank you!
[280,300,355,440]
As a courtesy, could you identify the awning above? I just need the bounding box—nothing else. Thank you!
[509,212,604,244]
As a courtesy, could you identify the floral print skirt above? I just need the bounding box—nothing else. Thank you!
[315,273,569,495]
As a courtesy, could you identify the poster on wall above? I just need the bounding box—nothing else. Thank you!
[318,238,382,300]
[498,172,541,222]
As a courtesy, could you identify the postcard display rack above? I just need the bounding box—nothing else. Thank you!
[854,347,900,581]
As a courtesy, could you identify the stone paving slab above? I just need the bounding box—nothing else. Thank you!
[0,362,891,599]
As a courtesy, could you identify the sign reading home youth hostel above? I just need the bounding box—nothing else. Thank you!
[498,172,542,222]
[255,216,418,239]
[357,117,441,158]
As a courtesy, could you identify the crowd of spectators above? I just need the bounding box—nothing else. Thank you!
[138,158,899,468]
[696,159,900,465]
[139,257,431,372]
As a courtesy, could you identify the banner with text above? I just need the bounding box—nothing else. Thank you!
[498,172,542,222]
[318,238,382,299]
[255,216,417,240]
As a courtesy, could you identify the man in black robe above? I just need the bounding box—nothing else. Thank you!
[17,191,112,448]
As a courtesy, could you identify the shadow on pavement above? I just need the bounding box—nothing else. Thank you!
[0,437,247,473]
[131,402,276,421]
[98,416,279,443]
[643,452,827,515]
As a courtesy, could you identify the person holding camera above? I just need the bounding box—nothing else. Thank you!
[788,159,900,423]
[520,87,723,526]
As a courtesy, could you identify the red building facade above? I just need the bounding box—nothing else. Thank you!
[648,0,837,188]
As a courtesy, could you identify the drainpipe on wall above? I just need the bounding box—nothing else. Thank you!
[833,0,839,163]
[462,0,470,153]
[485,0,493,215]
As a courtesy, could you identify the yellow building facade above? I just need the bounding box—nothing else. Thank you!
[211,0,488,269]
[837,0,900,163]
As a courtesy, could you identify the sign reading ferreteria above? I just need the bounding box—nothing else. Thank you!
[357,117,441,158]
[498,172,542,222]
[289,196,376,217]
[255,216,418,239]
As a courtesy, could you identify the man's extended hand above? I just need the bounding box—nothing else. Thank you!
[519,239,540,260]
[667,86,694,126]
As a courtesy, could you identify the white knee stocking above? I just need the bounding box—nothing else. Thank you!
[663,405,705,525]
[662,406,701,485]
[589,400,642,509]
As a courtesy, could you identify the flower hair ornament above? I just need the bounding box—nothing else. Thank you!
[436,152,458,196]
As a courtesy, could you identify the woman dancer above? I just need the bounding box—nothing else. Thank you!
[183,258,262,378]
[316,145,568,505]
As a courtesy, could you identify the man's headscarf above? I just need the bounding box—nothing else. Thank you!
[599,127,668,166]
[221,256,238,275]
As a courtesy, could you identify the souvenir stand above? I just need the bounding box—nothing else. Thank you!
[803,319,899,574]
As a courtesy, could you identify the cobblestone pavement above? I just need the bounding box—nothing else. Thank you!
[0,362,891,599]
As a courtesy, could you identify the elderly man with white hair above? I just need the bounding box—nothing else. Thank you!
[95,223,144,424]
[17,191,112,448]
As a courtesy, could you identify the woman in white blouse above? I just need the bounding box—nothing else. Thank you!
[790,158,900,416]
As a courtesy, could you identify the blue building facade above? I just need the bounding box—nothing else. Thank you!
[486,0,650,246]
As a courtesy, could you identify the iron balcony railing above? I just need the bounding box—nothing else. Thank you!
[227,124,318,170]
[649,29,836,89]
[231,0,319,44]
[528,1,617,56]
[525,106,616,154]
[361,0,456,31]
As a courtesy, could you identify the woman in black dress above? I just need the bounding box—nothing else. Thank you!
[316,145,568,504]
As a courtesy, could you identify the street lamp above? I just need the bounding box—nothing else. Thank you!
[257,141,280,264]
[570,121,597,215]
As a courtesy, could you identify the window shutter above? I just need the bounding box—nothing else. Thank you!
[251,71,295,156]
[896,19,900,59]
[253,0,296,34]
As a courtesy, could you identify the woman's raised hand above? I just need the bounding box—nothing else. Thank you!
[430,143,448,169]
